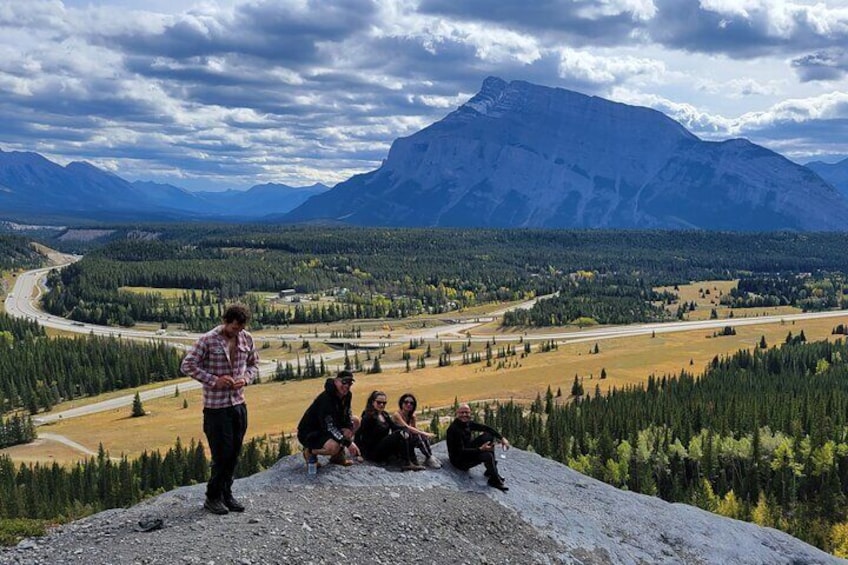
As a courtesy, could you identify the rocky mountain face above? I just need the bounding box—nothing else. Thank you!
[0,149,328,221]
[1,445,838,564]
[285,77,848,231]
[807,158,848,199]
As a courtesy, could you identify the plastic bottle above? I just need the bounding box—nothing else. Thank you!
[307,454,318,476]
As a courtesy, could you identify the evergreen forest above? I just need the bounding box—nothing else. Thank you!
[36,227,848,329]
[0,235,41,271]
[481,338,848,554]
[0,434,291,544]
[0,313,183,423]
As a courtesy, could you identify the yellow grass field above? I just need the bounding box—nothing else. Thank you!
[655,280,800,320]
[8,312,846,466]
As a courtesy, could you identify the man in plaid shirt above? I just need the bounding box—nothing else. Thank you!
[181,304,259,515]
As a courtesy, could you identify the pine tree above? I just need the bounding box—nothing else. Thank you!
[429,414,441,440]
[131,392,145,417]
[277,434,292,458]
[571,375,584,397]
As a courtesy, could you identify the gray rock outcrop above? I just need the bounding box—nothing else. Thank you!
[1,444,840,564]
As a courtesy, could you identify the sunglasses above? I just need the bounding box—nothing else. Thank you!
[375,400,387,405]
[403,399,415,405]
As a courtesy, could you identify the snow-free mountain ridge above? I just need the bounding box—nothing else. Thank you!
[807,158,848,200]
[0,148,328,221]
[284,77,848,231]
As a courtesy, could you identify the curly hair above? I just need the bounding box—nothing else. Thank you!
[223,303,251,324]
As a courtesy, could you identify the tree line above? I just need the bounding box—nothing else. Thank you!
[725,273,846,311]
[0,434,291,539]
[0,235,41,271]
[34,227,848,328]
[503,273,673,326]
[477,338,848,553]
[0,314,182,418]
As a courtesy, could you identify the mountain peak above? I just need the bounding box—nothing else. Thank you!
[285,77,848,230]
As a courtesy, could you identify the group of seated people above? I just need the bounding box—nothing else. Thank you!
[297,370,511,491]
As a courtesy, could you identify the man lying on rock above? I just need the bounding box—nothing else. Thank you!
[446,403,511,491]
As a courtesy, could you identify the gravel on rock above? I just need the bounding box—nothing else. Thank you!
[0,485,561,565]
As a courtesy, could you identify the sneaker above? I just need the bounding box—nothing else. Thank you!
[204,497,229,515]
[487,477,509,492]
[329,453,353,467]
[223,495,245,512]
[423,455,442,469]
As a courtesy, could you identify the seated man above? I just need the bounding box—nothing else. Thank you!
[297,370,361,467]
[446,403,510,491]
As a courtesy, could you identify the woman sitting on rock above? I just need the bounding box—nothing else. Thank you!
[356,391,424,471]
[391,392,441,468]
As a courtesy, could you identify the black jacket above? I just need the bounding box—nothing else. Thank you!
[446,418,502,466]
[356,410,402,460]
[297,378,354,445]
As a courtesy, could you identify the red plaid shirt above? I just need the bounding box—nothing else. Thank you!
[180,325,259,409]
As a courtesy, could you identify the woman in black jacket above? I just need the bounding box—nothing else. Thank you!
[357,391,424,471]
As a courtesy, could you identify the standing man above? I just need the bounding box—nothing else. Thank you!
[446,403,511,491]
[181,304,259,515]
[297,370,361,467]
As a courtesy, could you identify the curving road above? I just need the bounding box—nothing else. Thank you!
[6,257,848,425]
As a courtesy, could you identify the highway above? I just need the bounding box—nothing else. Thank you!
[5,257,848,425]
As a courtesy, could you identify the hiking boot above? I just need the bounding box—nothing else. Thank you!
[204,497,229,515]
[329,453,353,466]
[484,469,506,482]
[487,477,509,492]
[423,455,442,469]
[402,462,426,471]
[223,495,245,512]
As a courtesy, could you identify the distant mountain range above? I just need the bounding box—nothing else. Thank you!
[0,149,328,221]
[2,77,848,231]
[285,77,848,231]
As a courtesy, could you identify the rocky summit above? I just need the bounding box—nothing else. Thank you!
[284,77,848,231]
[1,444,838,564]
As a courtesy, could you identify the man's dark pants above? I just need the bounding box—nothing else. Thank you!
[203,404,248,501]
[453,432,499,476]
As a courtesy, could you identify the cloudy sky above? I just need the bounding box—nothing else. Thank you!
[1,0,847,191]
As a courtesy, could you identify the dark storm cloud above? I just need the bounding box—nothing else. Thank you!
[420,0,848,62]
[100,0,377,65]
[417,0,649,46]
[740,117,848,161]
[649,0,848,60]
[792,50,848,82]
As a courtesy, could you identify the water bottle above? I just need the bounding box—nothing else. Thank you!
[307,454,318,476]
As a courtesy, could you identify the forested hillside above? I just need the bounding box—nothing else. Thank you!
[0,235,40,271]
[37,227,848,328]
